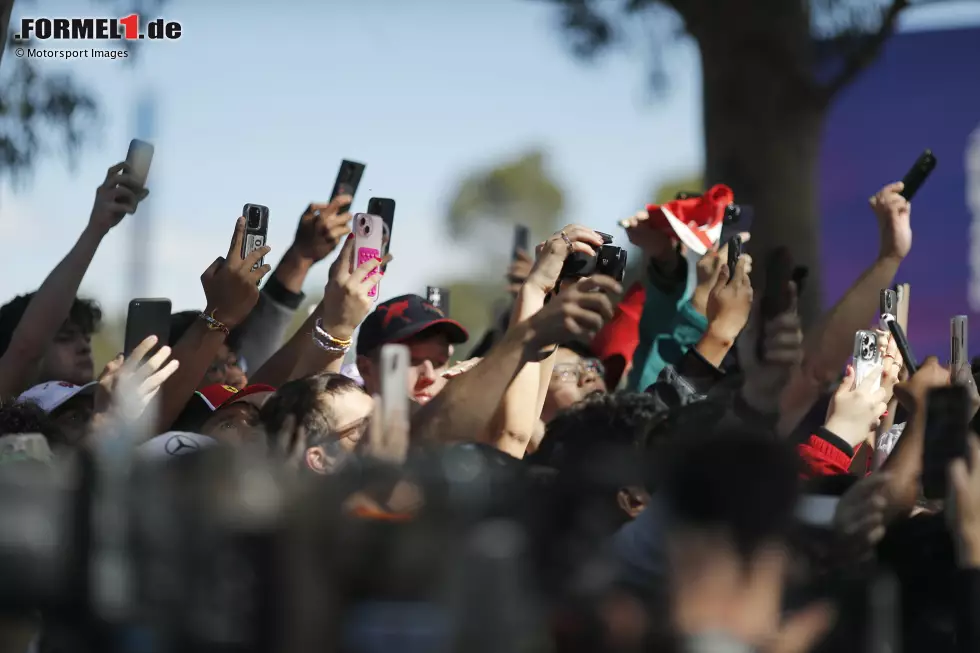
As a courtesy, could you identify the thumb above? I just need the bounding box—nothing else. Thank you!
[714,259,731,288]
[330,233,356,279]
[839,365,857,394]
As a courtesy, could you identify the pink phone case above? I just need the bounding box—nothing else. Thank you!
[357,247,381,298]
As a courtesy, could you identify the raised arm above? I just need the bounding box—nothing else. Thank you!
[0,162,146,396]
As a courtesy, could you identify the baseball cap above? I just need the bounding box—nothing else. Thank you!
[170,383,276,433]
[138,431,218,460]
[17,381,97,413]
[356,294,468,357]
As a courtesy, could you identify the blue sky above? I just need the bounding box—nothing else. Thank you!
[3,0,980,315]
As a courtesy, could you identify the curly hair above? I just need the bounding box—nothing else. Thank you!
[0,294,102,357]
[0,398,60,442]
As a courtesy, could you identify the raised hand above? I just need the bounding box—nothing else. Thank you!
[292,195,354,263]
[620,210,678,267]
[870,182,912,262]
[948,436,980,568]
[824,365,889,448]
[525,224,604,295]
[691,233,752,316]
[93,335,180,422]
[527,275,620,348]
[833,472,893,561]
[706,254,754,343]
[321,234,391,340]
[200,217,273,330]
[89,162,150,233]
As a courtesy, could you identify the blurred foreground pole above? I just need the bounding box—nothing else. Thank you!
[128,91,156,301]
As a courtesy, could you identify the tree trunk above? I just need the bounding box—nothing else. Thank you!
[0,0,15,69]
[694,14,827,326]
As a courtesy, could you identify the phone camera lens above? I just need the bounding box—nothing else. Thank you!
[247,207,262,229]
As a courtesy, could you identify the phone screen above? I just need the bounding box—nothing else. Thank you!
[125,298,172,358]
[922,385,970,499]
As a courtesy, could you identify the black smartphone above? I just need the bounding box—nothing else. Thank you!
[513,225,530,261]
[241,204,269,277]
[367,197,395,271]
[884,316,918,376]
[426,286,449,316]
[761,247,794,321]
[726,235,742,283]
[719,203,753,245]
[900,149,937,201]
[124,298,172,358]
[791,265,808,296]
[922,385,970,500]
[125,138,154,189]
[596,231,614,245]
[331,160,366,213]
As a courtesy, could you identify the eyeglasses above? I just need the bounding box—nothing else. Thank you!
[552,358,605,384]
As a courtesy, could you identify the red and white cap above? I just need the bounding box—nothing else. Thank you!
[17,381,97,413]
[645,184,734,256]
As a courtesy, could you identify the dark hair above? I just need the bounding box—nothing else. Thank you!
[0,294,102,357]
[169,310,243,352]
[259,373,365,449]
[0,398,60,442]
[660,426,800,558]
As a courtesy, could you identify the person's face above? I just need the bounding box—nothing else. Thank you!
[541,348,607,423]
[38,323,93,386]
[50,393,95,447]
[200,392,272,444]
[201,343,247,390]
[359,331,453,405]
[305,390,375,474]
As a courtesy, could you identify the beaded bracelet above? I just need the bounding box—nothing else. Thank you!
[313,318,352,353]
[199,310,230,335]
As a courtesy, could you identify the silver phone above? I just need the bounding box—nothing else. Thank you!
[241,203,269,274]
[379,344,410,431]
[951,315,968,372]
[879,289,897,328]
[853,330,883,392]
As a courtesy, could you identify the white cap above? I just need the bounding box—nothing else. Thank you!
[17,381,97,413]
[138,431,218,460]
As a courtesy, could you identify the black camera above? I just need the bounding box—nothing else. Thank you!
[247,206,263,229]
[559,238,628,283]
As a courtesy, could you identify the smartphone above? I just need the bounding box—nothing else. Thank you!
[900,149,937,200]
[380,345,410,434]
[367,197,396,271]
[353,213,384,300]
[761,248,794,320]
[791,265,808,296]
[596,231,614,245]
[879,289,897,330]
[124,298,172,358]
[513,225,530,261]
[426,286,449,316]
[331,160,366,213]
[726,235,742,283]
[719,203,752,244]
[241,204,269,276]
[125,138,154,189]
[951,315,968,372]
[884,317,918,376]
[853,330,883,392]
[922,385,970,499]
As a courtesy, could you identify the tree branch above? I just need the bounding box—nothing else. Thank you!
[820,0,910,101]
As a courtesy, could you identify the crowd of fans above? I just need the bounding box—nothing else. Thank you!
[0,156,978,653]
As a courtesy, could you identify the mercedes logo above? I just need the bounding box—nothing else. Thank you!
[164,434,200,456]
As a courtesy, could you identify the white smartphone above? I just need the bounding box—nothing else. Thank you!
[379,344,410,432]
[951,315,968,373]
[853,330,883,392]
[352,213,385,300]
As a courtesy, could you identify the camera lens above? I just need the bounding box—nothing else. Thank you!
[247,207,262,229]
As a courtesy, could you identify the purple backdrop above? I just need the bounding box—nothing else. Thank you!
[820,25,980,360]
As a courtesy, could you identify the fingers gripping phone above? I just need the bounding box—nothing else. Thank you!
[380,344,410,432]
[125,138,154,189]
[124,298,171,358]
[883,316,919,376]
[241,204,269,277]
[726,235,742,283]
[853,330,883,392]
[331,160,366,214]
[922,385,970,499]
[353,213,384,300]
[952,315,968,372]
[900,149,937,201]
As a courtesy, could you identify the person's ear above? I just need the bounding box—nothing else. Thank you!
[357,354,377,391]
[305,446,328,474]
[616,486,649,519]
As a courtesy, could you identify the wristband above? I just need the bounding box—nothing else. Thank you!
[313,318,352,353]
[199,310,229,335]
